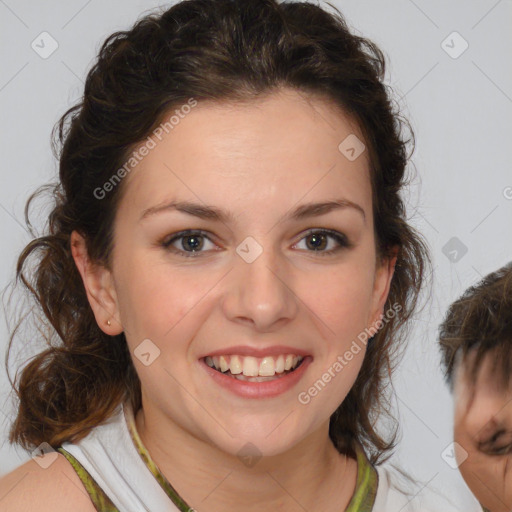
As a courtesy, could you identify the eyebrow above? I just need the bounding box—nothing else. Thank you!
[139,198,366,224]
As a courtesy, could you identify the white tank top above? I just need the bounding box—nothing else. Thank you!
[57,400,479,512]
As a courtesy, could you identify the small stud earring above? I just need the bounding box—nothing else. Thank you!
[107,320,111,326]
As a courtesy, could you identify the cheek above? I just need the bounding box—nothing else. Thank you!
[507,473,512,505]
[459,458,512,511]
[454,423,512,509]
[114,253,205,339]
[300,265,375,334]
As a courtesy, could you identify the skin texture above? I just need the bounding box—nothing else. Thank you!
[69,87,397,512]
[0,453,97,512]
[453,349,512,512]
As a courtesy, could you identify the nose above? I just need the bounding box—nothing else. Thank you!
[222,238,299,331]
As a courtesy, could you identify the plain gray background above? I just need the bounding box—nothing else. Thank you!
[0,0,511,509]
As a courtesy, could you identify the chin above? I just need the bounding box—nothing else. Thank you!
[206,420,308,460]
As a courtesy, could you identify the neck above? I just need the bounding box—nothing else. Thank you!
[134,400,358,512]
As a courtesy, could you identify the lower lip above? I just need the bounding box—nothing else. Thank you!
[200,357,312,399]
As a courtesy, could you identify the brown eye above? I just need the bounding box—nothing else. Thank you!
[161,230,217,257]
[178,234,205,251]
[294,229,351,256]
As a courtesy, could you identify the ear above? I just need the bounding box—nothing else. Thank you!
[367,246,399,329]
[70,230,123,335]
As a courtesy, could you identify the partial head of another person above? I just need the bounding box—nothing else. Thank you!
[439,262,512,512]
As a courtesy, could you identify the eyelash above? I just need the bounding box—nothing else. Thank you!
[161,228,351,258]
[479,430,512,456]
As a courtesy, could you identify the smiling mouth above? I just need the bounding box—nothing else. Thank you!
[203,354,305,382]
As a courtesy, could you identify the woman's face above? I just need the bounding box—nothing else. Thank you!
[453,350,512,512]
[79,88,395,457]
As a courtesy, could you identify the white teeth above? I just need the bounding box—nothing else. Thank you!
[259,357,275,376]
[230,355,242,374]
[219,355,229,373]
[243,356,259,377]
[204,353,304,377]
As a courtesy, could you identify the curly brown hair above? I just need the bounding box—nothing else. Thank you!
[5,0,430,465]
[438,262,512,391]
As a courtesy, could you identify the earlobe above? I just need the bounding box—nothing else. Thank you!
[70,230,123,335]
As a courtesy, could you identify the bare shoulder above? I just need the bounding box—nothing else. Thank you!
[0,453,97,512]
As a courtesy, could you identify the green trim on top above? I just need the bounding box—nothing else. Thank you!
[345,443,379,512]
[124,404,193,512]
[57,401,380,511]
[126,404,378,512]
[57,446,118,512]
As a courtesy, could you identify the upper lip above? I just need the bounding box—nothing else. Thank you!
[199,345,311,359]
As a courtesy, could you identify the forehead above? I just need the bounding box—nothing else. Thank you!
[118,88,372,223]
[457,348,511,387]
[454,349,512,418]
